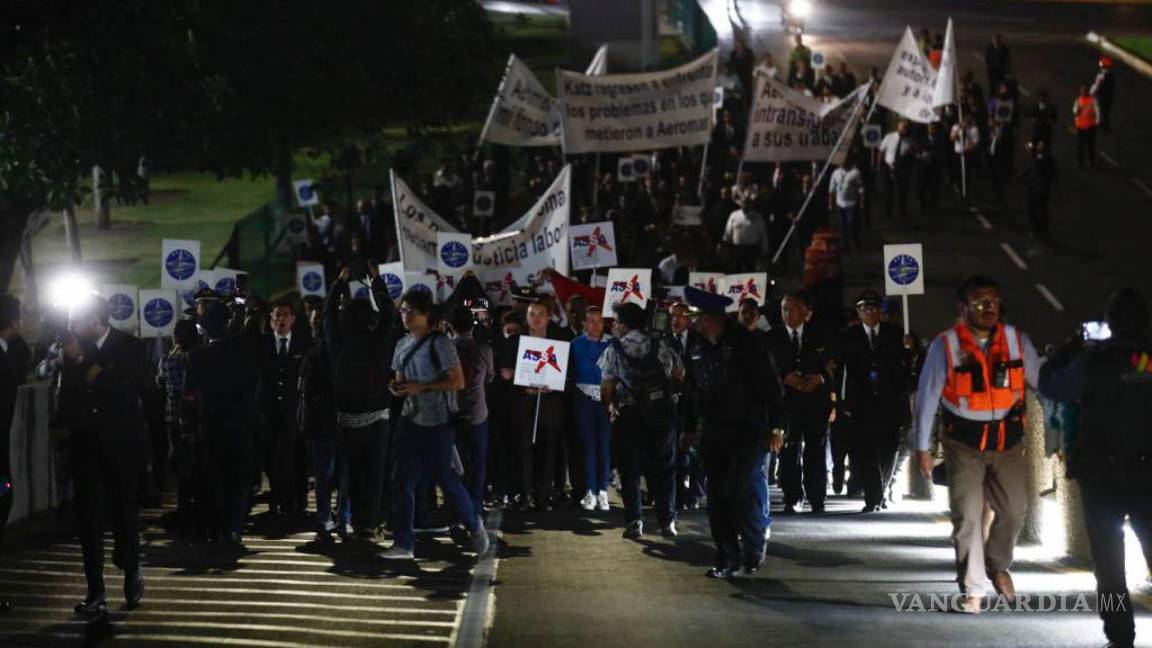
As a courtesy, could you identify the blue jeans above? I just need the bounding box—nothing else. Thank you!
[456,420,489,513]
[574,392,612,493]
[702,438,766,570]
[311,437,350,529]
[392,420,481,551]
[616,407,677,527]
[838,205,859,248]
[751,449,771,529]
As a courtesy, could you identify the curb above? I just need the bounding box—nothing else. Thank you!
[1086,31,1152,79]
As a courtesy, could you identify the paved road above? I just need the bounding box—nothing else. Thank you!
[702,0,1152,346]
[0,494,489,647]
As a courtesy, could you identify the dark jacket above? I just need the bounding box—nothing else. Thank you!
[765,324,834,423]
[0,341,18,477]
[686,324,784,442]
[260,331,312,433]
[298,341,337,440]
[837,322,910,428]
[324,276,397,417]
[185,334,262,471]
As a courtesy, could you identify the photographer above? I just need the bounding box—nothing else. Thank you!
[1039,286,1152,648]
[599,302,683,540]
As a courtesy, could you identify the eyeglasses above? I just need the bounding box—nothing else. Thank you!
[968,298,1002,311]
[399,306,418,315]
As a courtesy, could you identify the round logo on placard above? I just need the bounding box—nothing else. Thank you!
[440,241,470,269]
[632,157,651,175]
[108,293,135,321]
[888,254,920,286]
[297,185,314,202]
[181,290,197,307]
[864,126,881,144]
[383,273,404,300]
[409,283,432,296]
[302,271,323,292]
[474,194,493,212]
[812,52,825,67]
[165,249,197,281]
[353,284,371,300]
[215,277,237,296]
[144,298,174,328]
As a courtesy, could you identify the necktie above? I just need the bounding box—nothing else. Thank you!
[791,330,801,355]
[868,327,876,351]
[279,338,288,356]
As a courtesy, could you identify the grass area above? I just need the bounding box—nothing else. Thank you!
[1114,36,1152,62]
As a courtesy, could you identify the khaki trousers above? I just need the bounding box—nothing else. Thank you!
[942,438,1028,596]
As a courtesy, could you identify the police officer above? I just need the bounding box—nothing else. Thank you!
[913,276,1040,614]
[766,291,834,514]
[681,288,784,577]
[837,290,909,512]
[261,299,311,516]
[1040,286,1152,648]
[59,295,147,616]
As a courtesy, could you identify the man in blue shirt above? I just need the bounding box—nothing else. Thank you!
[570,306,613,511]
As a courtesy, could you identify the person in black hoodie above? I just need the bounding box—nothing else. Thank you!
[323,261,397,542]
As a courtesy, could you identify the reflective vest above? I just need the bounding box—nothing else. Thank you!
[1074,96,1098,131]
[941,323,1027,451]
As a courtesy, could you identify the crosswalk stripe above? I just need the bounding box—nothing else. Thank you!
[0,566,463,584]
[3,607,457,627]
[0,574,462,593]
[2,592,459,614]
[0,617,451,642]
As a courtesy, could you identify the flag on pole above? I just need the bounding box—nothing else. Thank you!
[875,27,939,123]
[585,44,609,76]
[932,19,957,109]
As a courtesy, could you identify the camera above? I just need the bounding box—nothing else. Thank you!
[645,300,673,338]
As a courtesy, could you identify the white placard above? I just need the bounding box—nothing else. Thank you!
[402,272,437,302]
[473,191,495,218]
[722,273,768,313]
[139,289,177,338]
[602,268,652,318]
[743,74,869,163]
[437,232,474,276]
[297,263,326,298]
[883,243,925,296]
[570,222,618,270]
[862,124,883,148]
[558,49,719,154]
[617,157,636,183]
[630,155,653,178]
[672,205,703,227]
[293,179,320,207]
[876,27,940,124]
[688,271,724,294]
[472,165,571,275]
[378,262,406,302]
[283,212,309,246]
[513,336,570,391]
[101,284,138,333]
[480,269,516,306]
[161,239,201,290]
[811,51,827,70]
[713,86,725,117]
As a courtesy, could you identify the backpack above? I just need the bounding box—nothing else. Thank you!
[614,338,675,430]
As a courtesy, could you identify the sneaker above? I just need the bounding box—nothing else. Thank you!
[660,522,678,538]
[622,520,643,539]
[471,528,490,555]
[322,519,337,533]
[74,594,107,617]
[340,523,354,537]
[763,526,771,542]
[579,491,597,511]
[730,567,758,578]
[597,490,610,511]
[705,567,733,579]
[380,545,415,560]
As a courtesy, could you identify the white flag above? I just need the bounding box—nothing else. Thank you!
[875,27,939,124]
[478,55,563,147]
[932,19,957,109]
[585,44,609,76]
[743,74,870,163]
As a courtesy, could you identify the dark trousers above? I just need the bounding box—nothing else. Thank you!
[391,420,480,551]
[311,437,350,529]
[267,413,308,511]
[509,395,563,502]
[70,436,140,598]
[340,421,389,532]
[0,482,11,564]
[830,418,853,494]
[456,420,490,513]
[616,407,676,528]
[918,166,941,217]
[702,438,766,571]
[884,167,912,221]
[1027,187,1051,236]
[852,422,900,508]
[780,417,829,508]
[205,428,254,536]
[1079,473,1152,646]
[1077,128,1097,167]
[574,392,612,494]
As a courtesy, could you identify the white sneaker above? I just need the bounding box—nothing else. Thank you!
[580,490,597,511]
[380,546,414,560]
[763,526,771,542]
[596,490,610,511]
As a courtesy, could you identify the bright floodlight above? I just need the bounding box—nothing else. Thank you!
[789,0,812,18]
[46,271,95,310]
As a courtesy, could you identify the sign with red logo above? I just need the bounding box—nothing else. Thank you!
[513,336,570,391]
[602,268,652,319]
[722,273,768,313]
[570,221,618,270]
[689,272,724,295]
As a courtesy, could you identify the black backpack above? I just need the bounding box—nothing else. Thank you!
[614,338,675,430]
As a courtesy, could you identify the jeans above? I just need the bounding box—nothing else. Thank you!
[703,437,767,571]
[574,392,612,494]
[616,407,677,528]
[837,205,860,249]
[311,437,350,529]
[456,420,490,513]
[751,449,771,529]
[392,420,481,551]
[340,421,389,533]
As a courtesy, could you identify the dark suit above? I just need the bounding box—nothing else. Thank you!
[349,211,388,262]
[261,333,311,513]
[670,328,705,508]
[837,323,910,508]
[765,324,834,510]
[59,327,146,598]
[187,334,262,536]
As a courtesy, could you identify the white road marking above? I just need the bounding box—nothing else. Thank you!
[1000,242,1029,270]
[4,591,459,614]
[1036,284,1066,312]
[1132,178,1152,198]
[976,214,993,231]
[4,607,456,627]
[1099,151,1121,168]
[454,508,502,648]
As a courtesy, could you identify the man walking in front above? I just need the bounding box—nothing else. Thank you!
[913,276,1041,613]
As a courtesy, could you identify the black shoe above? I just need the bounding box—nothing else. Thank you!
[74,594,107,617]
[860,504,881,513]
[124,570,144,608]
[222,531,244,547]
[810,503,825,514]
[780,504,797,515]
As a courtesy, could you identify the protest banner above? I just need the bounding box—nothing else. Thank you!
[722,273,768,313]
[390,171,461,274]
[743,74,870,163]
[875,27,940,124]
[478,54,563,147]
[688,271,724,294]
[160,239,200,290]
[558,49,719,154]
[570,222,618,270]
[473,165,571,275]
[602,268,652,318]
[139,289,177,338]
[101,284,138,333]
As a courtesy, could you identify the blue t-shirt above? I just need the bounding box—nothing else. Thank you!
[570,334,611,386]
